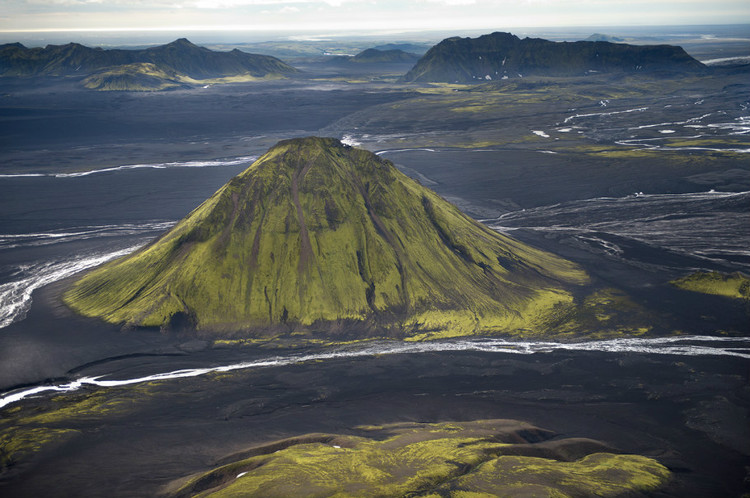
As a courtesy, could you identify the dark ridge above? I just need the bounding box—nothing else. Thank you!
[402,31,707,83]
[0,38,298,80]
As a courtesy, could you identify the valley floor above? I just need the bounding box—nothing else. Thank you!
[0,53,748,496]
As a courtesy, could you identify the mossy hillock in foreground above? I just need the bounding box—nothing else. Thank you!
[64,137,588,337]
[168,420,670,497]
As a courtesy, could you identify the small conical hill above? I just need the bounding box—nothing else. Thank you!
[64,137,588,338]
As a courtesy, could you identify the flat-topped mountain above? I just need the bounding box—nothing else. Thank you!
[402,31,707,83]
[64,137,588,338]
[0,38,298,81]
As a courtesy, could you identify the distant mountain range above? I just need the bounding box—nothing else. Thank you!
[402,32,707,83]
[0,38,298,88]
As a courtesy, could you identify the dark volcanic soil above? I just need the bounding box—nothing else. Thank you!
[1,59,748,498]
[0,76,415,174]
[1,344,748,497]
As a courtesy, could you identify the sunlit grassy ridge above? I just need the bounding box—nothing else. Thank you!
[82,63,188,91]
[82,62,287,91]
[64,137,588,337]
[169,420,670,497]
[0,384,155,470]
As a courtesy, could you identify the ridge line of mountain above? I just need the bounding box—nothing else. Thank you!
[402,31,707,82]
[0,38,298,86]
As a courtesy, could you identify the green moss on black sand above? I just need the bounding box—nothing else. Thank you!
[168,419,670,497]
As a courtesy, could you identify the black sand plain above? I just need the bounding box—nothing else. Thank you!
[1,45,749,497]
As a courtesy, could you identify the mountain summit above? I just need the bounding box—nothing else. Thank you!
[64,138,588,338]
[402,32,706,83]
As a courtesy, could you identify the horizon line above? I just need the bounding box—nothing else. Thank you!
[2,22,748,34]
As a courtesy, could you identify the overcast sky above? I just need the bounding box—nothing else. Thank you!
[1,0,748,33]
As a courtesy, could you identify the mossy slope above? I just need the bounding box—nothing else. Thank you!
[672,271,750,300]
[64,137,588,336]
[82,63,189,91]
[168,420,670,497]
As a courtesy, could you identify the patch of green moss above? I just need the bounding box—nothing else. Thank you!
[0,383,160,468]
[545,288,657,339]
[82,63,188,91]
[170,420,670,498]
[23,389,142,425]
[0,427,79,469]
[661,138,749,148]
[672,271,750,300]
[445,453,669,497]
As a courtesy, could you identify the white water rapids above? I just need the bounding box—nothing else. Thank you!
[1,335,748,410]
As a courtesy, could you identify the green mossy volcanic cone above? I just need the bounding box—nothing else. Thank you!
[64,137,588,337]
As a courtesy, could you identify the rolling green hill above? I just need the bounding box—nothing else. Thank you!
[0,38,298,82]
[81,63,189,91]
[64,137,590,338]
[169,420,670,498]
[402,31,707,83]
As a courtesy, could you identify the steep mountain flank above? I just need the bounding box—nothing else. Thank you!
[64,137,588,337]
[402,31,706,83]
